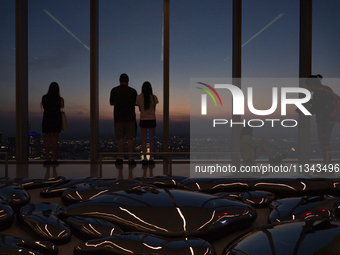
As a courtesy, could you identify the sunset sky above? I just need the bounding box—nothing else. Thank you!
[1,0,340,138]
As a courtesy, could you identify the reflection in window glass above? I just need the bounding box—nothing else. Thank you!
[242,0,300,158]
[28,0,90,160]
[99,0,163,154]
[170,0,231,153]
[242,0,299,77]
[0,1,15,159]
[312,0,340,159]
[313,0,340,78]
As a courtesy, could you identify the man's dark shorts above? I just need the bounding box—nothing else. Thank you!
[115,121,136,139]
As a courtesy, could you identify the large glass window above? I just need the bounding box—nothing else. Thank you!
[99,0,163,155]
[312,0,340,78]
[312,0,340,158]
[0,1,16,160]
[171,0,232,153]
[242,0,300,158]
[28,0,90,160]
[242,0,299,77]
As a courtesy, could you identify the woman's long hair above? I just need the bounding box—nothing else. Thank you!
[46,82,60,98]
[142,81,153,110]
[41,82,61,108]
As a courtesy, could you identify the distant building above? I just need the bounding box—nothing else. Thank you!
[0,132,3,153]
[7,137,16,159]
[28,132,41,159]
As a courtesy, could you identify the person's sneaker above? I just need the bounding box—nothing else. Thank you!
[142,160,148,165]
[148,159,155,165]
[115,158,123,165]
[128,159,136,165]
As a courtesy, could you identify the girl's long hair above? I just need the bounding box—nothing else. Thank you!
[142,81,153,110]
[46,82,60,97]
[41,82,61,107]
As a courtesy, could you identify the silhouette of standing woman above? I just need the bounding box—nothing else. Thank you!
[136,81,159,165]
[41,82,64,164]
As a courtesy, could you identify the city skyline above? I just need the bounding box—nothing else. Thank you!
[2,131,338,161]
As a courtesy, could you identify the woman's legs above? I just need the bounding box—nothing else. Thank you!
[44,132,51,161]
[52,132,60,161]
[148,127,155,157]
[141,127,148,159]
[148,128,156,165]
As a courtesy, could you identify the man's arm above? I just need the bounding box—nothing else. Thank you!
[134,89,137,105]
[110,89,115,106]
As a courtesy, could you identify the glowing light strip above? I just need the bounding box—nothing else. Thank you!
[76,191,83,200]
[88,224,101,235]
[81,211,161,233]
[43,9,90,51]
[119,207,169,232]
[254,182,296,191]
[89,189,109,200]
[110,228,115,236]
[57,230,66,237]
[44,224,53,237]
[212,183,249,189]
[176,207,187,231]
[143,243,162,250]
[85,241,133,253]
[195,182,201,190]
[197,211,215,230]
[35,242,47,248]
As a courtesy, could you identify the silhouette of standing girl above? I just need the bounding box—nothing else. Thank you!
[41,82,64,164]
[136,82,159,165]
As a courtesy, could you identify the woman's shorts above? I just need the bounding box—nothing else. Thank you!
[139,120,156,128]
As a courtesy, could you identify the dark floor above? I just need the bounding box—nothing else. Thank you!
[0,160,336,254]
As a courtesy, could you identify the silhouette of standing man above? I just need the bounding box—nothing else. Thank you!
[306,74,336,163]
[110,73,137,165]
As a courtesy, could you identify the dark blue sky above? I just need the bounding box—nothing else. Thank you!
[0,0,340,137]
